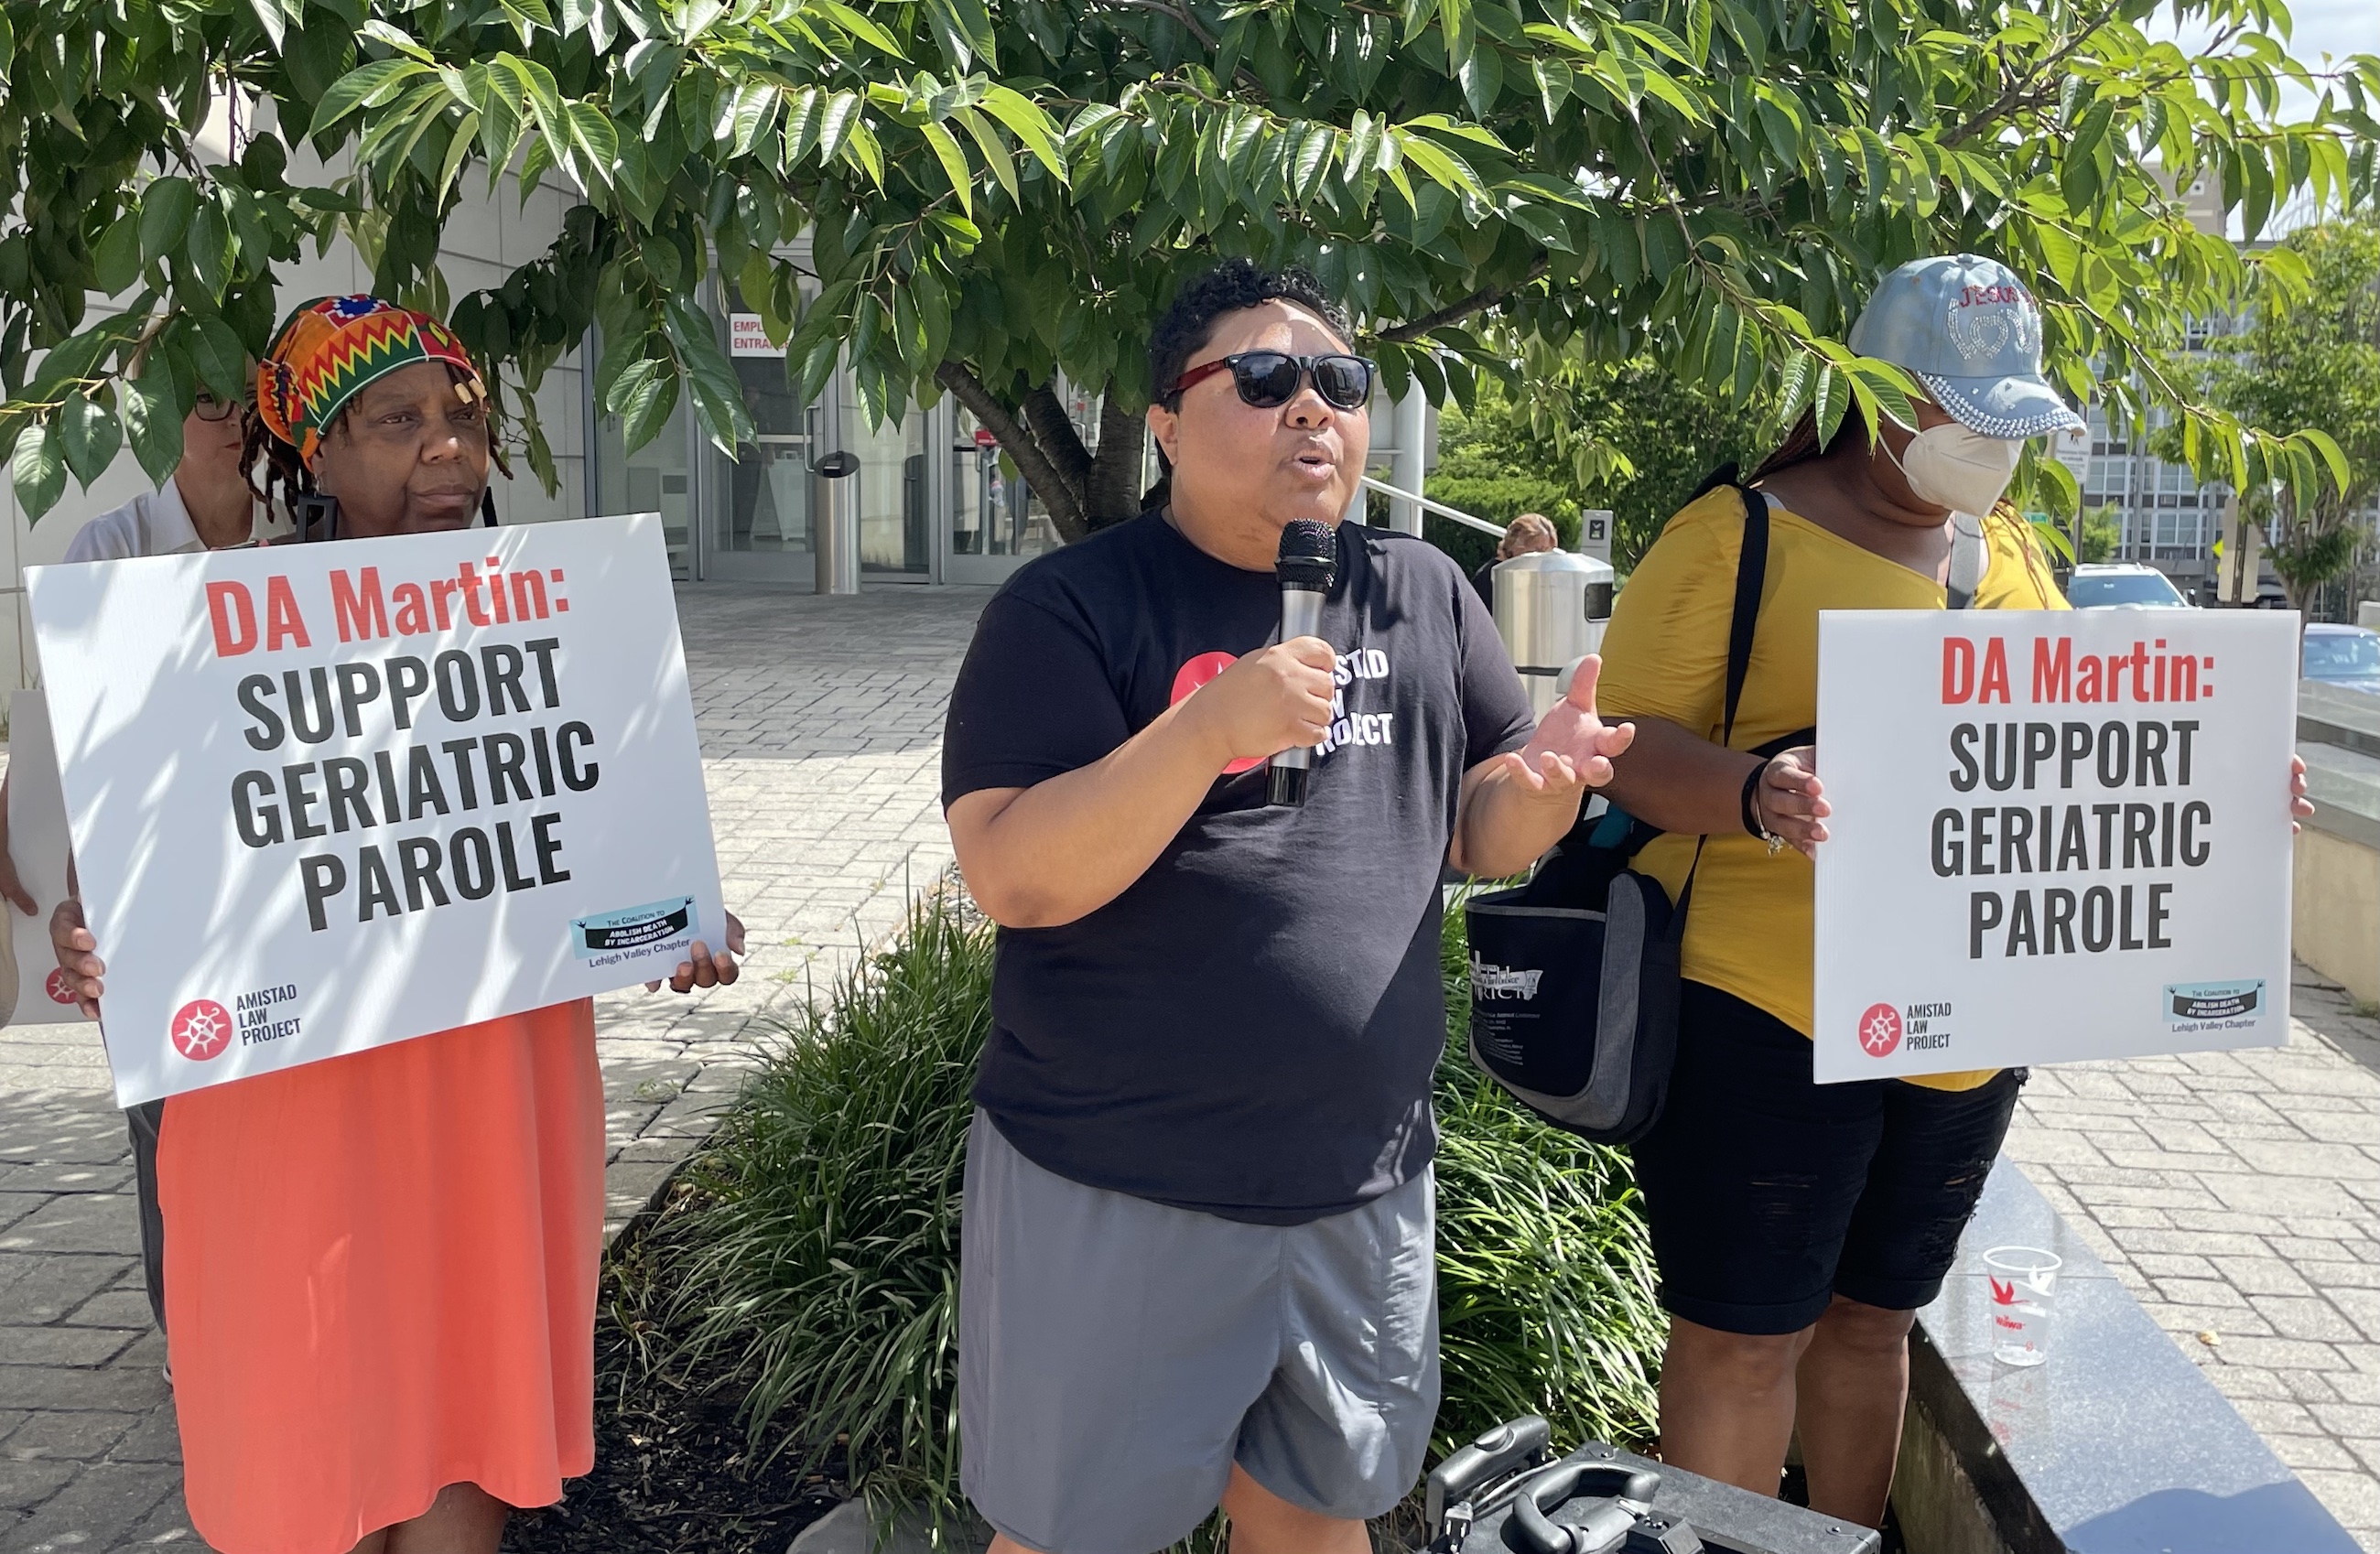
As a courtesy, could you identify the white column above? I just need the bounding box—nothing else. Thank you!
[1389,390,1428,536]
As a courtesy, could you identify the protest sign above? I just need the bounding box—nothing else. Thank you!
[27,513,723,1106]
[1813,609,2298,1083]
[2,692,92,1026]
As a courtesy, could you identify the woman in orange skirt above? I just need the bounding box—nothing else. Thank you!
[51,297,741,1554]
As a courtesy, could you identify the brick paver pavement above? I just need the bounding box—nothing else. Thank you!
[2006,963,2380,1551]
[0,585,986,1552]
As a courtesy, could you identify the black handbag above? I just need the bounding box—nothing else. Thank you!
[1463,469,1787,1145]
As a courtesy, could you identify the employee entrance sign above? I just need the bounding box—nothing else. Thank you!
[1813,610,2298,1084]
[27,513,724,1106]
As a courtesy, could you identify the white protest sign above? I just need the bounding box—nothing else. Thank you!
[3,692,94,1026]
[1813,609,2298,1083]
[28,513,724,1106]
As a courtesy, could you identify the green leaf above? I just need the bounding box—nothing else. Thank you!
[310,59,434,140]
[1812,362,1847,447]
[980,86,1065,182]
[617,362,679,453]
[437,110,482,205]
[2300,427,2352,495]
[956,108,1019,205]
[249,0,288,49]
[139,178,198,266]
[92,214,142,296]
[919,122,974,216]
[565,102,620,187]
[813,0,904,56]
[190,315,248,402]
[817,92,863,164]
[57,391,120,489]
[189,199,233,300]
[1399,136,1481,199]
[717,80,777,157]
[121,372,186,489]
[1439,0,1473,72]
[12,422,63,522]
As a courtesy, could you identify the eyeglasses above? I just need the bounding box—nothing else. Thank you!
[192,392,247,424]
[1167,351,1376,413]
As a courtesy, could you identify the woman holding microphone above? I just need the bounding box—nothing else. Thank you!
[1592,255,2310,1528]
[49,295,741,1554]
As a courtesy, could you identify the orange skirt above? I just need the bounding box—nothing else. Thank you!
[157,1001,604,1554]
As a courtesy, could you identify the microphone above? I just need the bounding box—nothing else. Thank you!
[1268,519,1339,807]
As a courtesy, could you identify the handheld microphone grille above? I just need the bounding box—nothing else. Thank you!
[1275,519,1338,586]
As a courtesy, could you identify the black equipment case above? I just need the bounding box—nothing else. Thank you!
[1423,1417,1883,1554]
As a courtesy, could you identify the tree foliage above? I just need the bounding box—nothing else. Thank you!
[1439,360,1776,571]
[2159,216,2380,608]
[0,0,2371,540]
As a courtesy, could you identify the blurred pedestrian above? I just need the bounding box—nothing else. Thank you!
[0,378,269,1344]
[1471,510,1560,608]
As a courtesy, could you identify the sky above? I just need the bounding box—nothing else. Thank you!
[2158,0,2380,118]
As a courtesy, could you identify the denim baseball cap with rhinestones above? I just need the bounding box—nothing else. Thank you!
[1845,254,2084,439]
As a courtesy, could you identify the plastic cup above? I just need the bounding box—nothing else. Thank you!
[1984,1246,2061,1367]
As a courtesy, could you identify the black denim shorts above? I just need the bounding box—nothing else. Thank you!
[1629,981,2024,1335]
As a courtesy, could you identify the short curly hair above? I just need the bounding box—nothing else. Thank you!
[1148,259,1353,407]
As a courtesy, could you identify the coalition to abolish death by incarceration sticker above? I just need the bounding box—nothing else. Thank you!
[28,513,726,1106]
[1812,609,2299,1084]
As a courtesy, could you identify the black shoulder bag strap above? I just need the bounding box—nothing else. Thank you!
[1669,473,1771,920]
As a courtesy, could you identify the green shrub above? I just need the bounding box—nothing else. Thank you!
[648,885,1664,1531]
[1419,476,1582,577]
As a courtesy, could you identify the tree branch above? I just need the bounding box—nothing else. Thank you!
[1022,383,1096,502]
[1087,0,1219,50]
[1942,0,2129,149]
[1086,384,1150,527]
[935,361,1091,543]
[1379,255,1551,343]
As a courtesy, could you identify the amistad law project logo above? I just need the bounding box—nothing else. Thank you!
[1857,1002,1902,1058]
[43,967,77,1006]
[169,998,233,1062]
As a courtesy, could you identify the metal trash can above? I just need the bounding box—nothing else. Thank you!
[813,450,860,596]
[1494,549,1617,715]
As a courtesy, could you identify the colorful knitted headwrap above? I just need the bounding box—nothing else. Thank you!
[256,296,486,466]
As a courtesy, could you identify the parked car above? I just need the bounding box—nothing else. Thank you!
[2068,562,2191,609]
[2303,623,2380,695]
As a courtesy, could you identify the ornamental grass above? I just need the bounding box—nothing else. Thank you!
[644,882,1664,1536]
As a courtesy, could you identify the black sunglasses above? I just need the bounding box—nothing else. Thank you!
[1168,351,1376,412]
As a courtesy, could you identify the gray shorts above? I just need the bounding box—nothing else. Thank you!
[958,1112,1438,1554]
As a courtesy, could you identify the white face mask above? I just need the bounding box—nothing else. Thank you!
[1885,420,2027,515]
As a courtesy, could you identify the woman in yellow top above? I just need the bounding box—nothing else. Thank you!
[1596,255,2308,1530]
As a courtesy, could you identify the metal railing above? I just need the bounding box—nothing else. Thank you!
[1360,474,1507,538]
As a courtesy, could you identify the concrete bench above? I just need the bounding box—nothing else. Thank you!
[1897,1159,2359,1553]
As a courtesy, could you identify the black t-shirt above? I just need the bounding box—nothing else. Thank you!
[941,513,1537,1224]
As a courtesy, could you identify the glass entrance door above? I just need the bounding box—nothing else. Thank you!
[593,371,694,581]
[943,405,1061,584]
[708,311,817,583]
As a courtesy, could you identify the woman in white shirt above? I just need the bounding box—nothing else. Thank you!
[5,382,266,1346]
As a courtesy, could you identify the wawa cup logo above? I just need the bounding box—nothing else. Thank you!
[1858,1002,1903,1058]
[169,998,234,1062]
